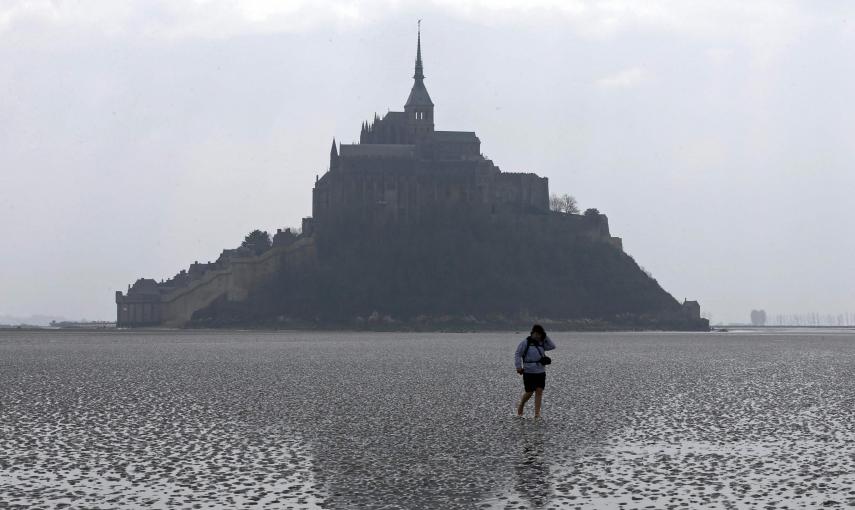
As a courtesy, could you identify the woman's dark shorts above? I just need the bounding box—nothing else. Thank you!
[523,372,546,392]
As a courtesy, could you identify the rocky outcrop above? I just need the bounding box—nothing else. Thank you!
[189,211,708,331]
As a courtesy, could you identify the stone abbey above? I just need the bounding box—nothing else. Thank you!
[116,28,705,330]
[313,27,549,229]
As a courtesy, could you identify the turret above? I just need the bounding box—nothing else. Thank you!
[329,138,339,171]
[404,21,434,139]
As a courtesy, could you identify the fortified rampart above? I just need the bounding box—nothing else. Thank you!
[116,236,316,327]
[495,210,621,247]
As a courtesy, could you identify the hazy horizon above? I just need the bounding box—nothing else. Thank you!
[1,1,853,324]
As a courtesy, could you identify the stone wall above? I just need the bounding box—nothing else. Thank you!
[491,209,614,244]
[494,172,549,214]
[115,296,162,326]
[116,236,316,328]
[313,159,549,228]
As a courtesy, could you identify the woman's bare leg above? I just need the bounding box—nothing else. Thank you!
[517,391,533,416]
[534,388,544,417]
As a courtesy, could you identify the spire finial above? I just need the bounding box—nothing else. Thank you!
[414,20,424,81]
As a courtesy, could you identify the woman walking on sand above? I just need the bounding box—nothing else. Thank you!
[514,324,555,418]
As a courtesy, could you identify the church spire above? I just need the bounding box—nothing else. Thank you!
[414,19,424,81]
[405,20,433,109]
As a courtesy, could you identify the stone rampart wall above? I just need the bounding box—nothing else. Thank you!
[492,210,614,244]
[143,237,316,327]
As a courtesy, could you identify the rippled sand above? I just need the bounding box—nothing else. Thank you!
[2,329,854,508]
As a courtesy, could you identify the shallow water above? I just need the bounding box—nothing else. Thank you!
[2,329,854,509]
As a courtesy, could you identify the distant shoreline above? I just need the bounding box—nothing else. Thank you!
[4,324,710,334]
[713,325,855,330]
[6,324,853,335]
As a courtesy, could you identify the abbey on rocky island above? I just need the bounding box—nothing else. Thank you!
[115,27,706,331]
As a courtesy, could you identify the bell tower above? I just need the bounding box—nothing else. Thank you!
[404,21,434,140]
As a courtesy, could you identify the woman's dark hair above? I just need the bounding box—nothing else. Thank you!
[531,324,546,337]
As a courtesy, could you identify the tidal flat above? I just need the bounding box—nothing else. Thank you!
[1,329,854,509]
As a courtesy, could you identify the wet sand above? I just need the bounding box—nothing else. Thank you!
[1,329,854,508]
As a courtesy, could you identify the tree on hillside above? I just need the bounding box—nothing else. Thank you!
[584,208,600,217]
[549,193,580,214]
[242,229,272,256]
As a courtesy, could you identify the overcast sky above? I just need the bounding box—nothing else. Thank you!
[1,0,853,324]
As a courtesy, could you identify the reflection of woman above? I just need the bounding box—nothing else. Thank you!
[514,324,556,418]
[513,421,551,507]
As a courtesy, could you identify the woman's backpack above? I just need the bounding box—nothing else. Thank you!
[523,338,552,366]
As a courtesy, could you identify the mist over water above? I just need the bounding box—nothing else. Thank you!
[1,2,854,323]
[2,330,854,508]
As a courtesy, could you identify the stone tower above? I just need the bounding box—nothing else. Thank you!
[404,23,434,140]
